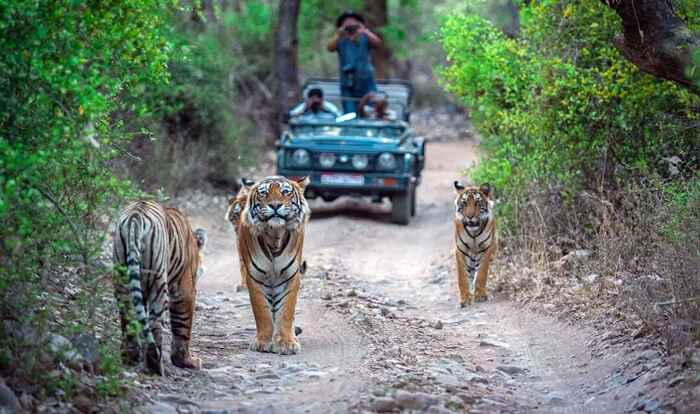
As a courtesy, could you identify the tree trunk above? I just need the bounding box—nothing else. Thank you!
[601,0,699,94]
[273,0,300,130]
[364,0,391,80]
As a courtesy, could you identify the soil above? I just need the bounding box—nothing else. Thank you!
[121,115,698,413]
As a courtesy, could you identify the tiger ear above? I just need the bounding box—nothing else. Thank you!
[454,181,465,193]
[295,176,310,190]
[480,183,492,197]
[240,177,255,188]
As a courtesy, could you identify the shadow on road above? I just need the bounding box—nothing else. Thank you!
[308,198,394,223]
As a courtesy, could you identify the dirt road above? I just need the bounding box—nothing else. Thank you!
[134,138,662,413]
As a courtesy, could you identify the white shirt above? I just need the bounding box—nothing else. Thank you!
[289,101,341,117]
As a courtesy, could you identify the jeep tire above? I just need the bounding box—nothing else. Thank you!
[391,188,411,225]
[410,184,417,217]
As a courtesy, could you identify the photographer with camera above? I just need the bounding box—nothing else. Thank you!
[327,11,382,114]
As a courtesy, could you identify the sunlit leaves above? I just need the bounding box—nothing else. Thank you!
[439,1,700,229]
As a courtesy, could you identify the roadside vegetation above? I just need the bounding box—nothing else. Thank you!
[0,0,452,408]
[439,1,700,351]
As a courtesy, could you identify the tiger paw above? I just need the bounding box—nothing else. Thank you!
[121,340,140,366]
[459,297,473,308]
[272,337,300,355]
[249,337,273,353]
[145,343,164,376]
[171,352,202,370]
[474,293,489,303]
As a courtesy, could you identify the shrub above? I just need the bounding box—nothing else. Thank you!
[0,0,172,401]
[439,1,699,230]
[438,1,700,349]
[120,7,266,193]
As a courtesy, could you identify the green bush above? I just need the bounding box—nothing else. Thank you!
[439,1,699,228]
[122,7,265,192]
[0,0,172,399]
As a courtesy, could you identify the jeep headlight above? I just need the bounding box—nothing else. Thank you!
[319,153,336,169]
[377,152,397,171]
[290,149,310,167]
[352,154,368,170]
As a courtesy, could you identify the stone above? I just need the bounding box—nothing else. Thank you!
[544,392,565,405]
[643,399,660,411]
[496,365,524,375]
[669,376,685,388]
[73,394,93,413]
[0,382,20,413]
[347,289,357,297]
[256,371,281,380]
[478,339,509,349]
[433,320,444,330]
[395,390,439,410]
[49,333,81,363]
[71,333,101,368]
[370,397,399,412]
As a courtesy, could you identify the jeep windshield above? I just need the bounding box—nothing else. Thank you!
[290,120,406,139]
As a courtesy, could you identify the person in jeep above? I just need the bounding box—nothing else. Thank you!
[326,11,382,114]
[289,88,341,118]
[358,92,397,121]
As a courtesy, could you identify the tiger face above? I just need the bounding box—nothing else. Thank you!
[244,176,310,231]
[454,182,493,231]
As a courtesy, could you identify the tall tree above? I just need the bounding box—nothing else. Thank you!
[601,0,699,94]
[364,0,391,80]
[274,0,301,126]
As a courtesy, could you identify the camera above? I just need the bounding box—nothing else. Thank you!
[344,24,359,35]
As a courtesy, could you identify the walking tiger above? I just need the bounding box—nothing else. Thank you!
[236,176,310,354]
[112,200,206,375]
[453,182,496,307]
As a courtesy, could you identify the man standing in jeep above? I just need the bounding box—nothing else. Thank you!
[326,11,382,114]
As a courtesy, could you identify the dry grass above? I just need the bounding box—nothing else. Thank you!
[490,178,700,351]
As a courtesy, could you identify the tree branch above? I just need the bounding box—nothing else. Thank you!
[601,0,700,94]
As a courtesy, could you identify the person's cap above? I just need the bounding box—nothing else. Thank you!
[308,88,323,98]
[336,11,365,28]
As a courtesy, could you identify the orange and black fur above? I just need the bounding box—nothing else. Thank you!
[237,176,310,354]
[225,178,255,290]
[113,201,206,374]
[453,182,496,307]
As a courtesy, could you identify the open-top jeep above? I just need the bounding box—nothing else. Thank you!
[276,78,426,224]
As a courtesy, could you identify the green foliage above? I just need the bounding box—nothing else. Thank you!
[0,0,172,399]
[439,1,700,228]
[126,8,259,192]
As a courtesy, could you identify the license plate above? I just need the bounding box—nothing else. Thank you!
[320,173,364,186]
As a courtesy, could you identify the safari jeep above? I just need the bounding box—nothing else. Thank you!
[276,79,426,224]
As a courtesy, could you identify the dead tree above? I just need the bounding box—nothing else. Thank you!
[364,0,391,80]
[273,0,300,134]
[601,0,700,94]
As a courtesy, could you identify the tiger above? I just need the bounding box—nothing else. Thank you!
[112,200,207,375]
[453,182,496,307]
[225,177,255,290]
[237,175,310,355]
